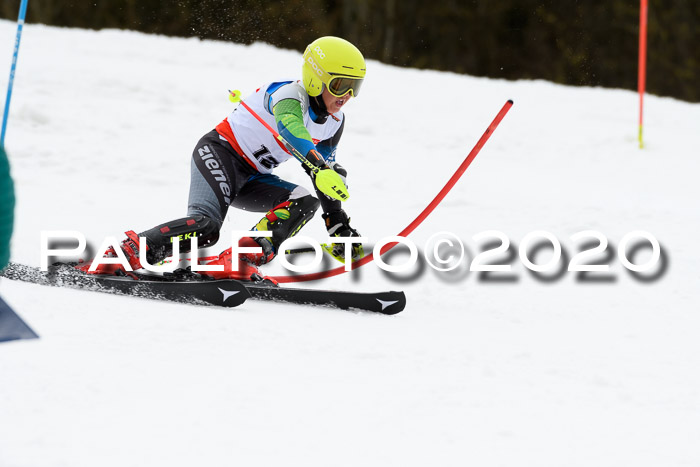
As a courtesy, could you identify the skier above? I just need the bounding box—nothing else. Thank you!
[79,36,366,281]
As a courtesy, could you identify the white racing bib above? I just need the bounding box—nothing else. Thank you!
[225,81,343,174]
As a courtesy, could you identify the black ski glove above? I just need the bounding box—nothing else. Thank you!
[329,161,347,178]
[302,149,328,174]
[302,151,347,179]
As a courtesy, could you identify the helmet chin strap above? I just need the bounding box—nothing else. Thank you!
[309,93,329,122]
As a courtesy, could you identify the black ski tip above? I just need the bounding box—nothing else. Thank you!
[373,291,406,315]
[0,261,253,309]
[210,280,252,307]
[507,99,514,105]
[92,276,252,308]
[242,283,406,314]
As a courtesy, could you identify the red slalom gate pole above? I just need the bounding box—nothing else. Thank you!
[272,99,514,284]
[638,0,648,149]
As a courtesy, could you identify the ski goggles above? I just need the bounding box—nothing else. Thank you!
[327,75,364,98]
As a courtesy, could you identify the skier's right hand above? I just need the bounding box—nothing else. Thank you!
[313,169,349,201]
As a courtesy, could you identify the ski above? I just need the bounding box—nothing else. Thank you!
[244,283,406,315]
[0,262,250,308]
[1,262,406,314]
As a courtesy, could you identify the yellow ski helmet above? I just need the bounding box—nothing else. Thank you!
[302,36,366,98]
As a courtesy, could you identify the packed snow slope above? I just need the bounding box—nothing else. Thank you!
[2,22,700,467]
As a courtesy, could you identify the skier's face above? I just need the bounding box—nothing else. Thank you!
[322,87,351,114]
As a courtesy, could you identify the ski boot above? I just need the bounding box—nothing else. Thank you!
[322,210,364,263]
[201,236,277,284]
[200,196,319,283]
[75,230,144,277]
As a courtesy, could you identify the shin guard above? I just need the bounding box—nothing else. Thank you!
[246,195,321,264]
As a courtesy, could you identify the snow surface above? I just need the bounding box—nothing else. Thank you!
[2,21,700,467]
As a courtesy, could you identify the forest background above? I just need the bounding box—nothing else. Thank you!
[2,0,698,102]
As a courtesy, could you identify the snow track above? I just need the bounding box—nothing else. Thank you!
[1,21,700,467]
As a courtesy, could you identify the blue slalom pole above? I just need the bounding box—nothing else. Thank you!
[1,0,29,147]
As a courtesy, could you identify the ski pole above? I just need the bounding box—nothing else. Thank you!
[228,89,348,201]
[271,99,515,283]
[1,0,29,147]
